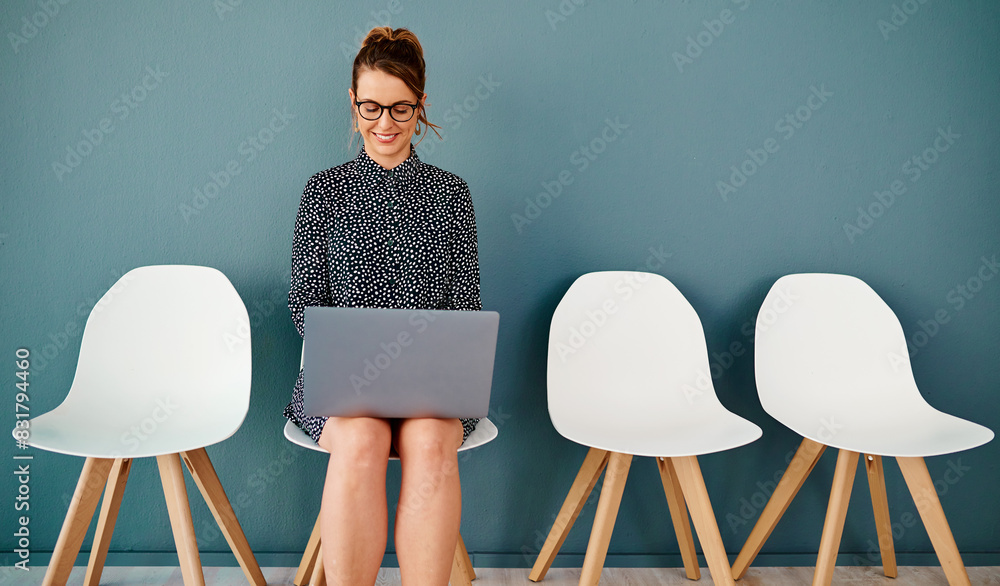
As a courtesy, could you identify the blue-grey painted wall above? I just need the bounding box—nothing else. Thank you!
[2,0,998,571]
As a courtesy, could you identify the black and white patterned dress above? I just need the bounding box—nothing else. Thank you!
[284,145,481,444]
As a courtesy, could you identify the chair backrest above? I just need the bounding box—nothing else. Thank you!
[547,271,733,446]
[57,265,252,447]
[754,273,927,428]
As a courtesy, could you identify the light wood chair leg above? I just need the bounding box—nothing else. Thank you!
[657,457,700,581]
[309,548,326,586]
[157,453,206,586]
[732,437,826,580]
[672,455,735,586]
[897,457,971,586]
[579,451,632,586]
[42,457,115,586]
[454,533,476,581]
[450,533,474,586]
[84,458,132,586]
[529,447,610,582]
[812,449,860,586]
[864,454,897,578]
[295,514,323,586]
[181,448,266,586]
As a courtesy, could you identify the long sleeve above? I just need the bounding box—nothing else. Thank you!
[288,177,333,337]
[445,179,482,311]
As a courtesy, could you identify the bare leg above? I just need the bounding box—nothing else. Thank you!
[394,418,464,586]
[317,417,392,586]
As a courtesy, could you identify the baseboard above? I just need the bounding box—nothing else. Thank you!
[5,550,999,569]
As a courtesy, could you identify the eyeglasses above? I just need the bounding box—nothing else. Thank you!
[355,100,419,122]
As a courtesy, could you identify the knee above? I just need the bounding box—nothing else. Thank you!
[319,418,391,469]
[396,419,463,465]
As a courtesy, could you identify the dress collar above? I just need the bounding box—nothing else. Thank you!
[354,145,421,182]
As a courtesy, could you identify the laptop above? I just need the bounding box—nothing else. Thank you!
[303,307,499,418]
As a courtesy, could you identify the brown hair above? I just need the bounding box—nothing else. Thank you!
[352,27,441,145]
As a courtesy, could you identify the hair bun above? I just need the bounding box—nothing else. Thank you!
[361,26,393,48]
[361,27,423,57]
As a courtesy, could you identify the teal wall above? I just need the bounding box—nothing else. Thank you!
[2,0,999,573]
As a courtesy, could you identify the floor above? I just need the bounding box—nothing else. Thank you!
[9,566,1000,585]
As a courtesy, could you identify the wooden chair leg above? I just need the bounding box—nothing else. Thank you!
[529,447,610,582]
[812,449,860,586]
[455,533,476,581]
[732,437,826,580]
[672,455,735,586]
[657,457,700,580]
[896,457,972,586]
[309,548,326,586]
[157,453,206,586]
[864,454,897,578]
[579,451,632,586]
[84,458,132,586]
[295,514,323,586]
[181,448,266,586]
[42,457,115,586]
[450,534,474,586]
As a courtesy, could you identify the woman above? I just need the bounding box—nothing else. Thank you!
[283,27,482,585]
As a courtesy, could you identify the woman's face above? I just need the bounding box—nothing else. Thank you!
[349,68,424,170]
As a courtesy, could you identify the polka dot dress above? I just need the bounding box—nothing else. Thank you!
[284,145,482,445]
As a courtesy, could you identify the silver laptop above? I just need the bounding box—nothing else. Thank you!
[303,307,499,418]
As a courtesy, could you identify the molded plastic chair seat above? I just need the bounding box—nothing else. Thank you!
[31,408,238,460]
[566,409,761,459]
[28,265,264,586]
[283,417,499,455]
[733,273,993,586]
[770,399,991,458]
[530,271,761,586]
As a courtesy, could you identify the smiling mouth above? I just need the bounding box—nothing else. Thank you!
[373,132,398,142]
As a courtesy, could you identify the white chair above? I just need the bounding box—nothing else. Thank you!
[732,273,994,586]
[27,265,264,586]
[286,346,499,586]
[529,271,762,586]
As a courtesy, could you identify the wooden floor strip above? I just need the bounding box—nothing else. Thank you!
[15,565,1000,585]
